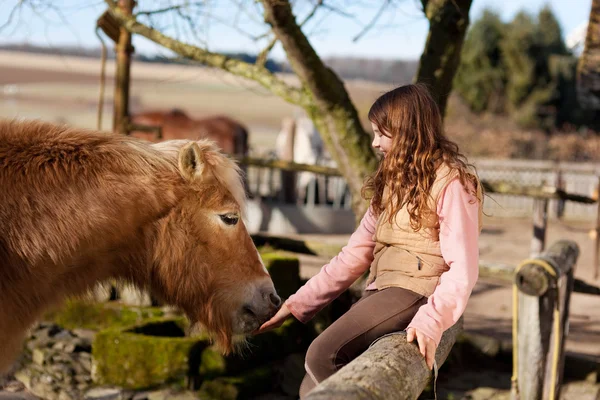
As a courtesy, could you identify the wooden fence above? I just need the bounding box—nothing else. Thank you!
[241,155,600,219]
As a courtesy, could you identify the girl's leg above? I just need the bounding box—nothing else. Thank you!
[298,287,426,398]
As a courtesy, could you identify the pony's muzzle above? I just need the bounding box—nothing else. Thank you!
[239,280,281,331]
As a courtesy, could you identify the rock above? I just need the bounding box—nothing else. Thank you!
[58,390,77,400]
[260,252,301,300]
[13,370,32,389]
[131,391,152,400]
[3,380,25,392]
[145,390,200,400]
[84,387,123,400]
[32,349,45,366]
[73,329,97,342]
[45,300,164,331]
[52,342,67,352]
[92,317,209,390]
[0,393,42,400]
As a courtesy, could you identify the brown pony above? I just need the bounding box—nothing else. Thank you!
[0,119,279,373]
[130,109,249,157]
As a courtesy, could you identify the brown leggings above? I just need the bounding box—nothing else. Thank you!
[299,287,427,398]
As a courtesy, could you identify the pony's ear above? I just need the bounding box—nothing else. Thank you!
[178,142,205,180]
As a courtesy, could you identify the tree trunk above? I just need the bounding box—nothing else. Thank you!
[112,0,134,135]
[261,0,378,219]
[305,318,463,399]
[577,0,600,109]
[416,0,473,117]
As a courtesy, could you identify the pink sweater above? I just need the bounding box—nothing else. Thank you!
[285,178,480,346]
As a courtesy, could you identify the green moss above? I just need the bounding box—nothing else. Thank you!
[199,348,226,378]
[254,234,344,259]
[46,299,164,331]
[92,317,209,390]
[260,252,301,299]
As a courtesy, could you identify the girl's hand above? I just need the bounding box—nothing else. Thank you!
[254,304,292,334]
[406,327,436,370]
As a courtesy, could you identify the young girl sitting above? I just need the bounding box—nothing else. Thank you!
[257,83,483,398]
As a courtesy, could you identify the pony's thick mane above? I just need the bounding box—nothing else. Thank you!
[152,139,247,216]
[0,119,179,177]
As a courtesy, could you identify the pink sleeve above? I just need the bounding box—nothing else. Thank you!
[285,206,378,323]
[406,178,480,346]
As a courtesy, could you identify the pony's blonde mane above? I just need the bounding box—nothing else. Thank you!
[152,139,247,216]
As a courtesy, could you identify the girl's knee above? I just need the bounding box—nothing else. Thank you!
[304,334,338,382]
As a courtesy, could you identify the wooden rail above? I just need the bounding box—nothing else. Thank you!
[305,319,463,400]
[238,157,596,203]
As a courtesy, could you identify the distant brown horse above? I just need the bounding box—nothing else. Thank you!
[0,119,280,373]
[130,109,249,157]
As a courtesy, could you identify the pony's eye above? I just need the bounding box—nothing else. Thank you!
[219,214,239,226]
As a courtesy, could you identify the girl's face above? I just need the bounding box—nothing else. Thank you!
[371,122,393,156]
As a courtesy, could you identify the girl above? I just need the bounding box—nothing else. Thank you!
[257,83,483,398]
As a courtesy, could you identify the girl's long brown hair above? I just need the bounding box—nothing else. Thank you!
[362,83,482,231]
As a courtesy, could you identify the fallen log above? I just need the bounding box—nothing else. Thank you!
[305,318,463,400]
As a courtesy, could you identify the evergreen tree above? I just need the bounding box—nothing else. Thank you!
[454,6,589,131]
[454,10,506,113]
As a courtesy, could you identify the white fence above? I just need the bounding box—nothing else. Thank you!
[473,159,600,219]
[242,157,600,235]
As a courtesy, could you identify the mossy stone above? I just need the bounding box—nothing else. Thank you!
[46,299,164,331]
[91,317,209,390]
[259,251,301,299]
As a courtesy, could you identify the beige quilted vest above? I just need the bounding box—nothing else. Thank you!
[366,163,483,297]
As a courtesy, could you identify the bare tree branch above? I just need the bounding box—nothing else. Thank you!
[104,0,307,106]
[255,0,323,68]
[352,0,392,42]
[255,36,277,67]
[302,0,324,25]
[135,4,200,17]
[0,0,24,32]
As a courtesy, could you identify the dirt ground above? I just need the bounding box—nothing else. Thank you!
[290,215,600,360]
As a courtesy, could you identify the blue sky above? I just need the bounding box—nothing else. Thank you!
[0,0,591,61]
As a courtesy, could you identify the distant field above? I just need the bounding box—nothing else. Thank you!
[0,50,392,153]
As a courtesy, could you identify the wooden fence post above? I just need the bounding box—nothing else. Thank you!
[512,240,579,400]
[112,0,135,135]
[279,117,297,204]
[530,197,549,258]
[554,169,565,219]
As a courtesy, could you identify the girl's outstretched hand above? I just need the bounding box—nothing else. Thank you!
[254,303,293,334]
[406,327,436,370]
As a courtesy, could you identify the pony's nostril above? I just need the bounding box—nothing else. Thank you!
[269,293,282,308]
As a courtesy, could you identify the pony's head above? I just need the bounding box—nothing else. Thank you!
[150,139,280,352]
